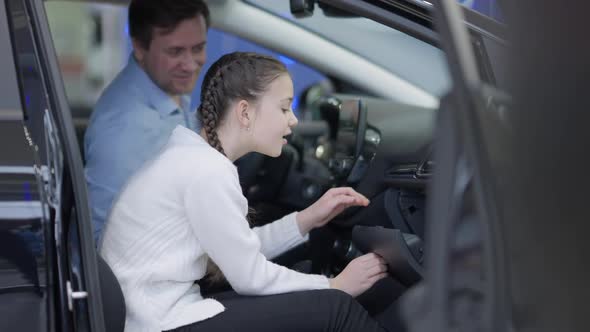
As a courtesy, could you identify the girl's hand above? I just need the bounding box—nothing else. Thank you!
[329,253,388,297]
[296,187,369,235]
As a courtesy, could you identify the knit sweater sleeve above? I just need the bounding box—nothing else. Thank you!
[184,160,329,295]
[251,212,308,260]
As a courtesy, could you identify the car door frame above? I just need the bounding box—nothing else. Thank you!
[5,0,107,330]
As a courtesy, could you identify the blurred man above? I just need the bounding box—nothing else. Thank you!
[84,0,209,244]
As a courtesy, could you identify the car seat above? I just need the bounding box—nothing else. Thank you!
[97,254,126,332]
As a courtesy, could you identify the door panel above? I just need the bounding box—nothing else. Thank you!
[4,0,106,330]
[0,0,52,331]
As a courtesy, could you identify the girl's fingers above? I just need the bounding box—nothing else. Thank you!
[335,194,367,208]
[367,264,388,277]
[328,187,354,196]
[365,258,388,271]
[370,272,388,283]
[359,253,382,264]
[330,187,370,204]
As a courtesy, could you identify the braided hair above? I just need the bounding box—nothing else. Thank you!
[197,52,289,156]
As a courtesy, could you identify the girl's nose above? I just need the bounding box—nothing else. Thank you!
[289,111,299,127]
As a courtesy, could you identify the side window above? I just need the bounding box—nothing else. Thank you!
[192,28,329,116]
[45,1,128,150]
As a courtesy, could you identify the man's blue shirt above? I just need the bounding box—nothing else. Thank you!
[84,56,199,244]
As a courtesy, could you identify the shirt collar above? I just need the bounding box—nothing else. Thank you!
[127,55,193,117]
[169,125,206,146]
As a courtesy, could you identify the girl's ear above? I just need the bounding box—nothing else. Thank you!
[235,99,252,129]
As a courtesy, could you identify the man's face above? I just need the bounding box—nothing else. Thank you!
[134,15,207,98]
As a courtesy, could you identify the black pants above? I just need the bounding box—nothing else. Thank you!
[165,289,393,332]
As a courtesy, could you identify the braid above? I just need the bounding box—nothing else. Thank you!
[198,61,233,156]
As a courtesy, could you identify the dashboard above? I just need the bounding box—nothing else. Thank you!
[238,93,436,220]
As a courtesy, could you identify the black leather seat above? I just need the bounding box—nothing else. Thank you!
[97,255,126,332]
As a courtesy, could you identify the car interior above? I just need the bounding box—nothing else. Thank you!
[10,1,590,332]
[1,0,505,330]
[42,0,451,314]
[43,0,445,293]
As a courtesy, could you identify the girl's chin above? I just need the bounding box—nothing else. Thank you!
[271,146,283,158]
[256,149,281,158]
[255,142,284,158]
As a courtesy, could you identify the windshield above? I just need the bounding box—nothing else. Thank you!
[408,0,504,22]
[245,0,451,97]
[459,0,503,22]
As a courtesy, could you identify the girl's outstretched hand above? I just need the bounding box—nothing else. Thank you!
[296,187,369,235]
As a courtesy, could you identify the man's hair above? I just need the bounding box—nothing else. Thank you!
[128,0,210,49]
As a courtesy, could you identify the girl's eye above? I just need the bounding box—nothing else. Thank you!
[281,108,290,113]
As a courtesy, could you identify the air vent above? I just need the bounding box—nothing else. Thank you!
[387,164,420,176]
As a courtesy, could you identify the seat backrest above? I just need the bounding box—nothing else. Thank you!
[97,255,126,332]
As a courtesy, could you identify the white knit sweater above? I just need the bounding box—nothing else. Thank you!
[99,126,330,332]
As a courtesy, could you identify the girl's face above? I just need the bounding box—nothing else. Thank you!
[250,74,298,157]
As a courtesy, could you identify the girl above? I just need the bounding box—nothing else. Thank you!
[100,52,393,332]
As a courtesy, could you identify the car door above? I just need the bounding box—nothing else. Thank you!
[314,0,509,330]
[2,0,106,330]
[0,1,51,330]
[408,1,590,332]
[342,0,511,331]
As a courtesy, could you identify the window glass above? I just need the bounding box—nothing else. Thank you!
[45,2,128,118]
[9,0,51,154]
[246,0,451,96]
[0,5,21,116]
[458,0,504,22]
